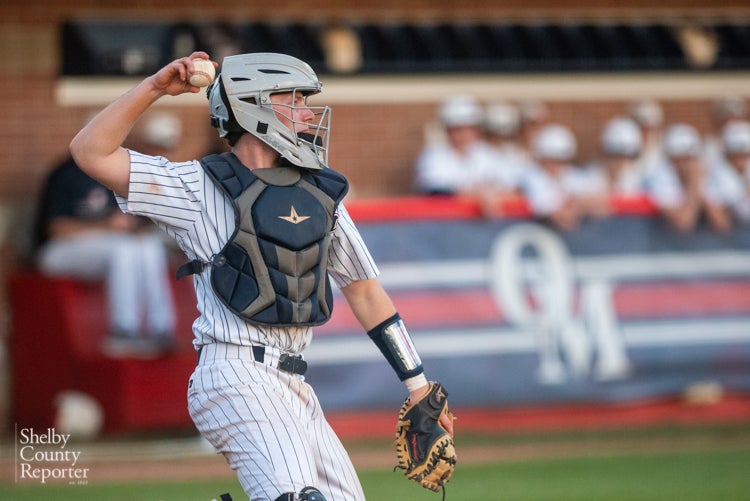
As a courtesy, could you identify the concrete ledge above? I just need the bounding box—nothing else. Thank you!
[56,71,750,106]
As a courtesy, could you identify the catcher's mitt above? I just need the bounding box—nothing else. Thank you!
[394,382,456,496]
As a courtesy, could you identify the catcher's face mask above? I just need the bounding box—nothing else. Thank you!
[208,52,331,170]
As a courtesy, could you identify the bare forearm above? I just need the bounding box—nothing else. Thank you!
[661,200,700,232]
[704,201,732,234]
[343,278,433,397]
[69,51,212,197]
[547,205,579,232]
[72,78,165,161]
[340,278,397,330]
[47,218,110,239]
[69,79,165,196]
[47,213,140,239]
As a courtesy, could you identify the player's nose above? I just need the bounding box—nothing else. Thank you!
[299,107,315,124]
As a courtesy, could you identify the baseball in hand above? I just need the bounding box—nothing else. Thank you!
[189,58,215,87]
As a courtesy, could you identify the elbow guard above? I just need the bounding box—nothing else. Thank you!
[367,313,424,381]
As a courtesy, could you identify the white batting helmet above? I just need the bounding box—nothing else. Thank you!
[663,123,702,158]
[207,53,330,170]
[439,95,483,127]
[722,120,750,155]
[600,117,642,157]
[629,99,664,129]
[532,124,577,161]
[484,101,521,136]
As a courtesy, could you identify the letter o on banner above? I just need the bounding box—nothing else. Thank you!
[489,223,575,327]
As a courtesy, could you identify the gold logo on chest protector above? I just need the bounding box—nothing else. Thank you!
[279,206,311,224]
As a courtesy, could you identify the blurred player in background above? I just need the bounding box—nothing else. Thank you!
[414,94,495,195]
[520,123,608,231]
[518,100,552,159]
[629,98,665,177]
[583,116,646,196]
[470,101,529,217]
[705,120,750,226]
[703,95,747,170]
[34,113,179,356]
[482,101,527,193]
[645,123,731,234]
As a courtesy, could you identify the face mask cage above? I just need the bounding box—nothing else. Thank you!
[264,88,331,167]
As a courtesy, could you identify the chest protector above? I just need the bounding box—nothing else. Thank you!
[179,152,349,327]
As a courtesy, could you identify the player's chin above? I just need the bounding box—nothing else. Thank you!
[298,131,324,146]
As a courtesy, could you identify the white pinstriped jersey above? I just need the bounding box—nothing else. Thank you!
[117,150,379,354]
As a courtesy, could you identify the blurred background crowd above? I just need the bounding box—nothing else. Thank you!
[414,94,750,233]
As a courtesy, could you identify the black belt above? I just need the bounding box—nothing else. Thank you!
[277,353,308,375]
[197,345,308,375]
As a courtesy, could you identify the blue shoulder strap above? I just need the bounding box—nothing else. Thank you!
[175,152,256,280]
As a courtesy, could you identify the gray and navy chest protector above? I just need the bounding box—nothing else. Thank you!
[177,152,349,327]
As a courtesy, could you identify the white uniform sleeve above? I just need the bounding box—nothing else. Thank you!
[415,144,462,193]
[114,150,232,265]
[645,162,684,209]
[116,150,204,230]
[704,162,741,206]
[522,165,565,216]
[327,203,379,288]
[563,164,606,196]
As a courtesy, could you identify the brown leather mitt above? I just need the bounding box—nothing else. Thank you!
[394,382,456,495]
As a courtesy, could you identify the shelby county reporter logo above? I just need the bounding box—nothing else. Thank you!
[15,426,90,485]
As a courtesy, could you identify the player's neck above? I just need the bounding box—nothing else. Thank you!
[232,136,280,170]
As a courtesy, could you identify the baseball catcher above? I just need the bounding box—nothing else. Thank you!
[69,50,458,501]
[394,381,457,497]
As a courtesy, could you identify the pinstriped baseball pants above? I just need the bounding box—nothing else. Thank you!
[188,343,366,501]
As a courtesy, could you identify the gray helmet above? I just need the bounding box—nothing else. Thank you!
[208,53,330,170]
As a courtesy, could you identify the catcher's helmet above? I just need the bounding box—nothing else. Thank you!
[208,53,330,170]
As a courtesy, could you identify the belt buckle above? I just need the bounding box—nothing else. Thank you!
[278,353,308,375]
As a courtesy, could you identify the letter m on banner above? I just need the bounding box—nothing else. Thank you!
[489,223,631,384]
